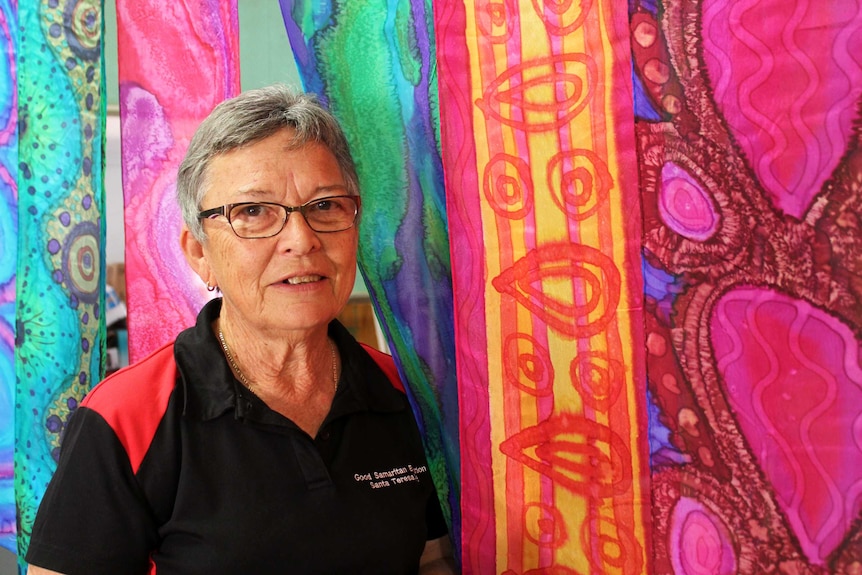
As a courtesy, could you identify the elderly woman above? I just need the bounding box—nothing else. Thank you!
[26,85,456,574]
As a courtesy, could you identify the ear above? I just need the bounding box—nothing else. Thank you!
[180,226,214,287]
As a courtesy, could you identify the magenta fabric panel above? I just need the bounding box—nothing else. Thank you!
[634,0,862,571]
[116,1,240,361]
[0,0,15,557]
[430,1,491,567]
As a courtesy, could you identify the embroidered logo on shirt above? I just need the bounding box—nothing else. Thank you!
[354,464,428,489]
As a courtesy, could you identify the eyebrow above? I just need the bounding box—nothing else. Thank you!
[232,188,269,198]
[234,184,349,198]
[314,184,349,195]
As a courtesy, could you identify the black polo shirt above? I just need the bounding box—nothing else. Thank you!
[27,299,446,574]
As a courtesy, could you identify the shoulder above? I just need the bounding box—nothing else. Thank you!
[83,340,178,414]
[81,340,179,472]
[329,319,406,404]
[359,343,405,392]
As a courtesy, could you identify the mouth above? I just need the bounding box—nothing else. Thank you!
[282,274,324,285]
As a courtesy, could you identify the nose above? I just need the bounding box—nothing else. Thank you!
[276,210,321,254]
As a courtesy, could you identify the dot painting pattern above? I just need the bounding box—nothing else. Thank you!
[14,0,104,555]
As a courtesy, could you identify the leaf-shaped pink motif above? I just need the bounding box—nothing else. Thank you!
[659,161,719,241]
[702,0,862,218]
[711,287,862,565]
[670,497,737,575]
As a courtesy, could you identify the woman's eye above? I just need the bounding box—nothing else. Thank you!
[314,199,350,213]
[240,204,266,217]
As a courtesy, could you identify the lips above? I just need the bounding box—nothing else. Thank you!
[283,274,323,285]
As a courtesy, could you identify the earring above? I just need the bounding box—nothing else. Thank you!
[206,283,217,292]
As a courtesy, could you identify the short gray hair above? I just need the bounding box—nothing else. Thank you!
[177,85,359,240]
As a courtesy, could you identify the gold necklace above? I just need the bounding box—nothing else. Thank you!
[217,325,339,395]
[329,340,339,392]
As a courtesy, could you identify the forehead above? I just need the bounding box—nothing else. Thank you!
[203,131,344,202]
[217,128,334,167]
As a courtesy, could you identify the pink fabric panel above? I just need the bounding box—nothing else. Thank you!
[638,0,862,571]
[431,2,493,568]
[116,1,240,361]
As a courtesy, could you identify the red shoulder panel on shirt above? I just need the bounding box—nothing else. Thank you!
[82,341,177,474]
[360,343,405,393]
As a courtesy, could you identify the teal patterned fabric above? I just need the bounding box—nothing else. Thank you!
[14,0,105,566]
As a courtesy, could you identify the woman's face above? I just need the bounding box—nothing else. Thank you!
[184,128,358,336]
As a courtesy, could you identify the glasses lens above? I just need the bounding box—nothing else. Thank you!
[229,203,285,238]
[304,196,358,232]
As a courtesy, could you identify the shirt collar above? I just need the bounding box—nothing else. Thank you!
[175,298,406,422]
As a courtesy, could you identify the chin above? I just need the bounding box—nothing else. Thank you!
[277,309,339,331]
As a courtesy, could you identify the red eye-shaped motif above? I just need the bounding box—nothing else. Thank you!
[499,412,632,497]
[570,351,624,411]
[530,0,594,36]
[476,53,597,132]
[476,0,516,43]
[504,333,555,396]
[547,149,613,221]
[484,153,534,220]
[523,503,569,547]
[492,242,621,339]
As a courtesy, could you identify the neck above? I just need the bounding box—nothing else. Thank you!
[215,319,339,398]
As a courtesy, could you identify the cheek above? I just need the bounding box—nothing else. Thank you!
[205,238,268,282]
[333,231,358,261]
[331,237,358,282]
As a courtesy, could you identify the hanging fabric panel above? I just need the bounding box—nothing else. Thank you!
[279,0,462,539]
[435,0,648,572]
[633,0,862,571]
[15,0,105,564]
[0,0,16,556]
[116,0,240,362]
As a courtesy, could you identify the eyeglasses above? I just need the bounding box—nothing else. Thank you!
[197,195,361,239]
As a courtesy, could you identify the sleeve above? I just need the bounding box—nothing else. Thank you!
[25,407,158,575]
[425,488,449,541]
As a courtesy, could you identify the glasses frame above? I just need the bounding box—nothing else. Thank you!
[197,195,361,239]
